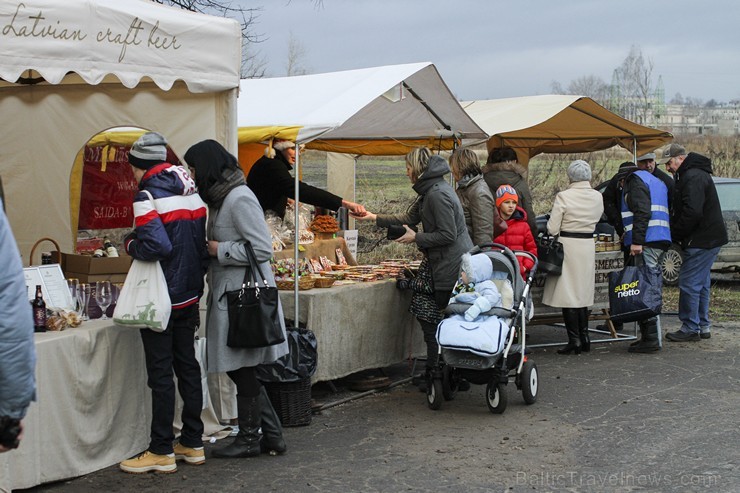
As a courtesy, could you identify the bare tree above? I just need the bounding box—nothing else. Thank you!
[285,32,309,76]
[550,75,609,106]
[614,45,654,123]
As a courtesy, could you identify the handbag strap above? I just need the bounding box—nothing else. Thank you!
[626,253,645,267]
[241,242,270,288]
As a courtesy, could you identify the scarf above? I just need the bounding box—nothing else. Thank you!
[202,167,245,209]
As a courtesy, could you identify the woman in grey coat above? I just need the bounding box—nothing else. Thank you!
[354,147,473,387]
[185,140,288,459]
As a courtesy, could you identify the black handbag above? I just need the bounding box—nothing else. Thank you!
[536,234,564,275]
[221,242,285,349]
[608,254,662,324]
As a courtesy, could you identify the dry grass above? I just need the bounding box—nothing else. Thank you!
[662,283,739,322]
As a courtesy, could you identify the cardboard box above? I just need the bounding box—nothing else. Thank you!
[64,271,128,284]
[62,253,132,275]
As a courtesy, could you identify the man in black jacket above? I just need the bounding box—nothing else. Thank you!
[662,145,728,342]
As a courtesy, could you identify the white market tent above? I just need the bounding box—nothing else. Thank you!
[0,0,241,262]
[236,62,487,160]
[462,95,673,165]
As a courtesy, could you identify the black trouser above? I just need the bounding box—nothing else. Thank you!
[140,304,203,455]
[419,320,439,370]
[226,366,262,398]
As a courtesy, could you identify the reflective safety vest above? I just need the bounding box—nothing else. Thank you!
[621,170,671,246]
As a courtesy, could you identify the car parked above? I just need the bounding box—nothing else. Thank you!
[536,176,740,285]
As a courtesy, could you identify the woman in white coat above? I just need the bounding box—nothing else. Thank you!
[542,160,604,355]
[185,140,289,458]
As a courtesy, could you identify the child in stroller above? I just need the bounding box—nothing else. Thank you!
[428,244,538,413]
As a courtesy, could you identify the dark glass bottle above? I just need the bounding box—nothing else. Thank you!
[32,285,47,333]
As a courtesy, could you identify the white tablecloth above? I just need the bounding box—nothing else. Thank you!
[0,321,150,491]
[278,280,424,382]
[0,320,226,492]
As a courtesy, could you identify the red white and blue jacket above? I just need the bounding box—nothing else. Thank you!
[125,163,209,310]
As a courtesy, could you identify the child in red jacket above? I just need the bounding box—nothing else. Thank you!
[493,185,537,279]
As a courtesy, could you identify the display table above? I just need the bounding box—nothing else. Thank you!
[278,280,424,382]
[0,320,226,492]
[0,321,150,492]
[529,249,623,324]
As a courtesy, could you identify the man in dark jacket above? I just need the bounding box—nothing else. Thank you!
[120,132,209,474]
[619,163,672,353]
[247,139,365,219]
[662,145,728,342]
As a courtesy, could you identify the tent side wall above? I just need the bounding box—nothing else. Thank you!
[0,81,237,263]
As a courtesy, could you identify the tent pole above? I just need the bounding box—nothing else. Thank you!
[632,138,637,163]
[294,144,300,316]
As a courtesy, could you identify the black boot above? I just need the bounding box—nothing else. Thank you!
[629,322,644,347]
[212,395,261,458]
[577,307,591,353]
[557,308,582,355]
[258,387,286,455]
[629,318,661,353]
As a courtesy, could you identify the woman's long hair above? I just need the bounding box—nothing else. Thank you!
[405,147,432,182]
[184,140,241,196]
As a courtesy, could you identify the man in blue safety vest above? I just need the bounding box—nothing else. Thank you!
[618,162,672,353]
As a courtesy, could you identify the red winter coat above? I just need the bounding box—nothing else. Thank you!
[493,207,538,279]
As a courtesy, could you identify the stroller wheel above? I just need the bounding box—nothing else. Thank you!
[521,360,538,405]
[442,366,457,401]
[427,378,443,410]
[486,380,508,414]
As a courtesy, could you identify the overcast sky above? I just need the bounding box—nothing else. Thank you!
[245,0,740,103]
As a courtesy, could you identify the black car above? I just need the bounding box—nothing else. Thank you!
[536,177,740,285]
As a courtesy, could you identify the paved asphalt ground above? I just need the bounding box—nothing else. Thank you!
[22,314,739,493]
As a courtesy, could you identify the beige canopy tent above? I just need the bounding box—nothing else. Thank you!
[0,0,241,263]
[461,95,673,165]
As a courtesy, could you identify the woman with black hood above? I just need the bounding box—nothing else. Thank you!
[184,140,288,459]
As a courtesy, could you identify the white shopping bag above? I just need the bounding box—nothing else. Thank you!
[194,337,208,409]
[113,259,171,332]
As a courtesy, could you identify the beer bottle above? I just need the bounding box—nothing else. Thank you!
[32,285,47,333]
[103,236,119,257]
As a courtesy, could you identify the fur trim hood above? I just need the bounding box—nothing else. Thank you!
[482,160,528,178]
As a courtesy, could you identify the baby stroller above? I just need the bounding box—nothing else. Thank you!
[427,243,538,414]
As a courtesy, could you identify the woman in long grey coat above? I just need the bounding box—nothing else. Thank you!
[185,140,288,458]
[542,160,604,355]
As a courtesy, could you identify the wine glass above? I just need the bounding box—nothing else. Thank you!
[106,283,122,319]
[95,281,113,320]
[77,283,89,321]
[67,279,79,312]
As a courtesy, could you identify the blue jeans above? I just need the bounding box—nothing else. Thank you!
[678,247,720,334]
[640,246,664,347]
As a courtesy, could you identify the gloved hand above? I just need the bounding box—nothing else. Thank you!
[464,297,492,321]
[396,278,410,290]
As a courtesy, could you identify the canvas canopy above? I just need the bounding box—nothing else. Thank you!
[0,0,241,262]
[237,62,487,157]
[461,95,673,165]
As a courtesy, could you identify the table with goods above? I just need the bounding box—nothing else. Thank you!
[269,214,426,382]
[529,234,629,341]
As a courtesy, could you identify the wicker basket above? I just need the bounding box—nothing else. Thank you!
[276,277,315,291]
[264,377,312,427]
[29,237,62,266]
[314,277,335,288]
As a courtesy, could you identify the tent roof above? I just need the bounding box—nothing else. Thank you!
[0,0,241,93]
[237,62,487,155]
[461,95,673,163]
